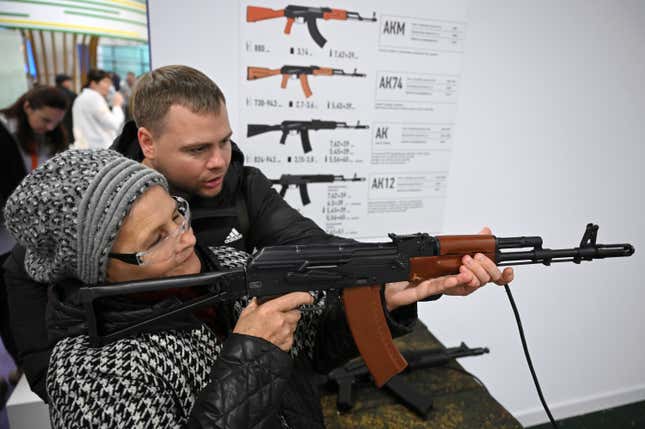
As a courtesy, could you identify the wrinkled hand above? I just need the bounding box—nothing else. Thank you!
[384,227,514,311]
[233,292,314,351]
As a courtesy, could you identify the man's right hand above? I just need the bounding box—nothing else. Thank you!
[233,292,313,351]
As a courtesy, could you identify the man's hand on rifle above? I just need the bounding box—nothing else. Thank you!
[384,227,514,312]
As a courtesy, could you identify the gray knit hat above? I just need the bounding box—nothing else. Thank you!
[4,149,168,285]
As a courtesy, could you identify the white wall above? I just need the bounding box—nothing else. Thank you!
[149,1,645,426]
[428,1,645,426]
[148,2,241,130]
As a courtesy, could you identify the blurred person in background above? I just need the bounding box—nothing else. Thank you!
[107,71,120,106]
[55,74,77,144]
[0,86,69,388]
[72,69,124,149]
[120,71,137,121]
[120,71,137,100]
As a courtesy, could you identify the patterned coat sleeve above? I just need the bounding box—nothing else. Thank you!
[48,374,185,428]
[47,328,293,429]
[47,335,192,429]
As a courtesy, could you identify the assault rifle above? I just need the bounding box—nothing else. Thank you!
[246,5,377,47]
[79,224,634,417]
[270,173,366,205]
[247,120,369,153]
[325,343,489,414]
[247,65,365,97]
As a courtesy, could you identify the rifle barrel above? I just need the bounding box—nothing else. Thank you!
[346,11,377,22]
[496,244,634,265]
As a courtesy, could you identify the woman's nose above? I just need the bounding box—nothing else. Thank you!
[178,227,197,249]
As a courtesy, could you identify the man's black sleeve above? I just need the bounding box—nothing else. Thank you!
[3,245,52,401]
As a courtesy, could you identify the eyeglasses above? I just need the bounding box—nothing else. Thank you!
[109,196,191,266]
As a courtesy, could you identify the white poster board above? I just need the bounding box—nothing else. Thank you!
[239,1,467,239]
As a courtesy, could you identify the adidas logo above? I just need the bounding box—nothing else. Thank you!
[224,228,243,244]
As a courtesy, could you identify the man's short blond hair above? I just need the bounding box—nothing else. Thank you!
[131,65,226,135]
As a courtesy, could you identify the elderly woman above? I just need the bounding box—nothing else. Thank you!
[4,149,418,428]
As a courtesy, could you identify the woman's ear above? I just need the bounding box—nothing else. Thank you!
[23,100,32,114]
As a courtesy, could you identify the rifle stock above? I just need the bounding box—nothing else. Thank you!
[246,6,285,22]
[246,123,282,137]
[247,66,281,80]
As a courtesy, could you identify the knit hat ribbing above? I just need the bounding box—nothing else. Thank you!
[4,149,168,284]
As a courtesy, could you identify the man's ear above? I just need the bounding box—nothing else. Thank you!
[138,126,155,160]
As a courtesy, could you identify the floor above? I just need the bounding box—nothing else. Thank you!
[527,401,645,429]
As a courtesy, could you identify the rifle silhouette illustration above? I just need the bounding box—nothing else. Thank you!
[247,5,377,47]
[270,173,366,205]
[247,120,369,153]
[247,65,365,97]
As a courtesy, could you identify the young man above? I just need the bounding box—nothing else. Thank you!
[4,65,513,403]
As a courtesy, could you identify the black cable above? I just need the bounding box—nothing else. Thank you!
[504,284,560,429]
